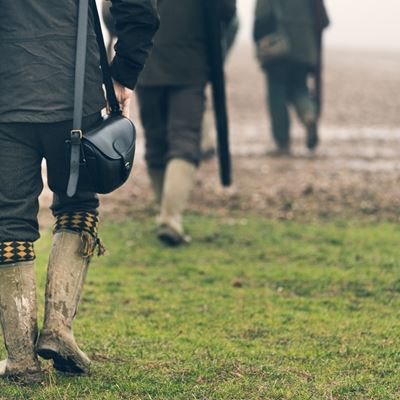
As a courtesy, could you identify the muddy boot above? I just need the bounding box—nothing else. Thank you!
[0,261,43,384]
[157,159,196,246]
[201,108,216,161]
[148,168,165,205]
[37,231,92,374]
[306,122,319,151]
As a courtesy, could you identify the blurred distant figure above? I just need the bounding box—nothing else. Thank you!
[254,0,329,154]
[102,0,238,163]
[137,0,236,246]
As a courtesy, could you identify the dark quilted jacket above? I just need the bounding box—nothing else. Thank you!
[138,0,236,86]
[253,0,329,67]
[0,0,159,122]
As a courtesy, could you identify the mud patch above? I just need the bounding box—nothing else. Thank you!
[38,47,400,225]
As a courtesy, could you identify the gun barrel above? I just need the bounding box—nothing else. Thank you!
[204,0,232,187]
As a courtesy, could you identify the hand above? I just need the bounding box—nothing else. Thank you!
[112,80,133,118]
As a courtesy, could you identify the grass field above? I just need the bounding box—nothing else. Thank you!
[1,215,400,399]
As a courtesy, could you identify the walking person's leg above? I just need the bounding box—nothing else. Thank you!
[137,86,169,204]
[200,97,217,161]
[265,64,291,154]
[36,115,102,375]
[289,64,319,150]
[157,85,206,246]
[0,123,44,383]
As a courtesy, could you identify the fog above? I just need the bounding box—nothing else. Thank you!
[238,0,400,52]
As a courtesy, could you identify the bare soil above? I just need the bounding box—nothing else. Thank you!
[39,45,400,226]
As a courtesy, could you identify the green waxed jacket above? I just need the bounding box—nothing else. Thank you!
[253,0,329,67]
[0,0,159,123]
[138,0,236,86]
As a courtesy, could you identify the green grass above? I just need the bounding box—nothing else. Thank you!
[1,215,400,399]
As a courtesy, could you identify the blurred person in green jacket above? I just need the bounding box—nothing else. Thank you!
[137,0,236,246]
[254,0,329,155]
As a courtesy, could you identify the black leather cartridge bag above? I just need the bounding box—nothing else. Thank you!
[66,0,136,197]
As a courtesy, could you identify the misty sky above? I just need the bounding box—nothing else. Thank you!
[238,0,400,52]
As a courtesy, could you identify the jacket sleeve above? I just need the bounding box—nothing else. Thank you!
[220,0,236,24]
[318,0,330,31]
[109,0,160,89]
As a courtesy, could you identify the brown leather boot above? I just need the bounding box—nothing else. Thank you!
[0,261,43,384]
[36,231,91,374]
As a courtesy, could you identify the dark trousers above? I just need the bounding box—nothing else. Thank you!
[0,114,100,243]
[265,62,317,149]
[136,85,206,169]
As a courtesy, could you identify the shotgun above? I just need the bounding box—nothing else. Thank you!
[204,0,232,187]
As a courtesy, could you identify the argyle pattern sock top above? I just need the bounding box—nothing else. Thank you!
[54,211,99,238]
[0,241,35,265]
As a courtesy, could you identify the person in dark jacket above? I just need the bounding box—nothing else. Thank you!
[137,0,236,246]
[253,0,329,154]
[0,0,158,383]
[102,0,238,162]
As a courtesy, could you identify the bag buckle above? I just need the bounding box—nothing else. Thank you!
[70,129,83,143]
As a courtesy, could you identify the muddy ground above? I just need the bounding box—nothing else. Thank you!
[39,45,400,226]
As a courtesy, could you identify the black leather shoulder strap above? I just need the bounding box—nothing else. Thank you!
[67,0,90,198]
[91,0,121,114]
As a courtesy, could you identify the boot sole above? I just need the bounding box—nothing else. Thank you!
[37,336,90,375]
[38,347,89,374]
[158,232,182,247]
[157,225,191,247]
[4,369,44,385]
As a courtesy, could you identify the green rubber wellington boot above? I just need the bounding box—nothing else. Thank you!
[0,261,43,384]
[36,231,91,374]
[157,159,196,246]
[148,168,165,205]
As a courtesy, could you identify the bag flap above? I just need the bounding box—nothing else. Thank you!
[83,115,136,160]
